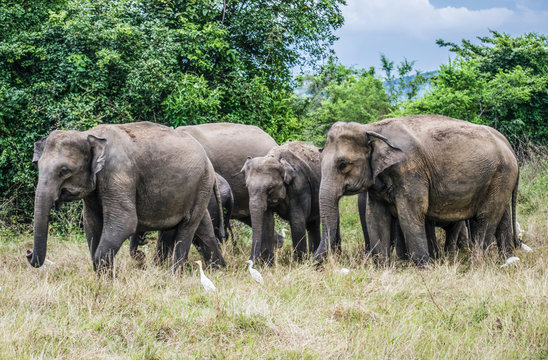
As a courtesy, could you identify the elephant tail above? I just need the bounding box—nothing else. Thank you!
[511,169,519,249]
[213,178,225,241]
[225,193,234,244]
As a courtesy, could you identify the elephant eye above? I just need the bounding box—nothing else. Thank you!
[337,161,348,172]
[58,167,71,178]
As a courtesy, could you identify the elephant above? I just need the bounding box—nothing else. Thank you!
[129,123,280,264]
[358,192,469,260]
[241,141,327,264]
[314,115,519,266]
[28,121,225,273]
[178,123,277,224]
[128,172,232,262]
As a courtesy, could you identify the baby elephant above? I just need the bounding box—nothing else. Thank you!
[242,141,322,264]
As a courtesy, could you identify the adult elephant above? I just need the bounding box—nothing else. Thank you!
[129,172,232,262]
[359,192,470,259]
[177,123,282,243]
[130,123,279,265]
[28,122,225,273]
[241,141,326,264]
[315,115,519,266]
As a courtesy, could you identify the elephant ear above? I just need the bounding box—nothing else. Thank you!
[366,131,405,179]
[280,158,296,185]
[87,135,107,187]
[32,136,48,167]
[239,156,253,178]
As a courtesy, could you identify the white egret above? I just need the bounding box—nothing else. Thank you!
[521,243,533,252]
[247,260,264,285]
[516,221,525,238]
[43,259,55,266]
[500,256,520,268]
[195,260,216,292]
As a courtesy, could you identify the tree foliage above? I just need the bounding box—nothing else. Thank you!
[294,58,422,146]
[380,54,428,106]
[0,0,344,222]
[400,31,548,146]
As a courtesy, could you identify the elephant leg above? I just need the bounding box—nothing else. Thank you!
[457,220,471,251]
[289,214,308,260]
[153,229,176,265]
[444,224,457,253]
[93,211,137,275]
[258,210,276,266]
[495,205,513,259]
[425,221,441,259]
[83,201,103,270]
[129,233,146,262]
[470,211,502,253]
[394,195,429,266]
[392,217,407,260]
[224,209,233,244]
[358,192,370,252]
[193,211,226,267]
[306,219,321,253]
[332,216,342,255]
[239,216,284,249]
[172,207,211,272]
[366,196,392,265]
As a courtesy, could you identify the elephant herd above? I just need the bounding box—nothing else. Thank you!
[27,115,521,274]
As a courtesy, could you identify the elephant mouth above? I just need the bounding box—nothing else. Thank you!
[343,184,361,196]
[55,188,81,208]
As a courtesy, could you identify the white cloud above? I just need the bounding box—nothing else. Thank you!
[343,0,514,38]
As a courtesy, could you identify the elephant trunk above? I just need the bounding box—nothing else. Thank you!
[27,181,55,267]
[249,197,273,263]
[313,180,341,262]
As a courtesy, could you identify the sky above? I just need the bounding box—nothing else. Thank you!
[331,0,548,72]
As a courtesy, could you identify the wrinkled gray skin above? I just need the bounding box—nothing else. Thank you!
[242,141,329,264]
[315,115,519,266]
[358,192,470,259]
[129,172,232,262]
[179,123,285,246]
[29,122,225,273]
[209,173,234,242]
[180,123,277,220]
[143,123,281,264]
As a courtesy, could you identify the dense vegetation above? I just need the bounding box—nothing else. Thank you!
[0,0,344,222]
[0,1,546,227]
[296,31,547,148]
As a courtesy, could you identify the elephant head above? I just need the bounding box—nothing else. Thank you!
[241,156,295,261]
[317,122,405,255]
[28,130,107,267]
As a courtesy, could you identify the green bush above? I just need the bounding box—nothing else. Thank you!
[0,0,344,225]
[399,31,548,146]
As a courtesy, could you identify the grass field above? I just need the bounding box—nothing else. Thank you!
[0,158,546,359]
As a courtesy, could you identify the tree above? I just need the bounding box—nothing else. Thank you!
[294,61,389,146]
[0,0,345,223]
[380,54,428,106]
[401,31,548,146]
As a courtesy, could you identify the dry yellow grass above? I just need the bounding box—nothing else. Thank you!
[0,159,546,359]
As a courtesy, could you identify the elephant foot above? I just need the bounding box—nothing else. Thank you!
[276,232,284,248]
[130,249,146,265]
